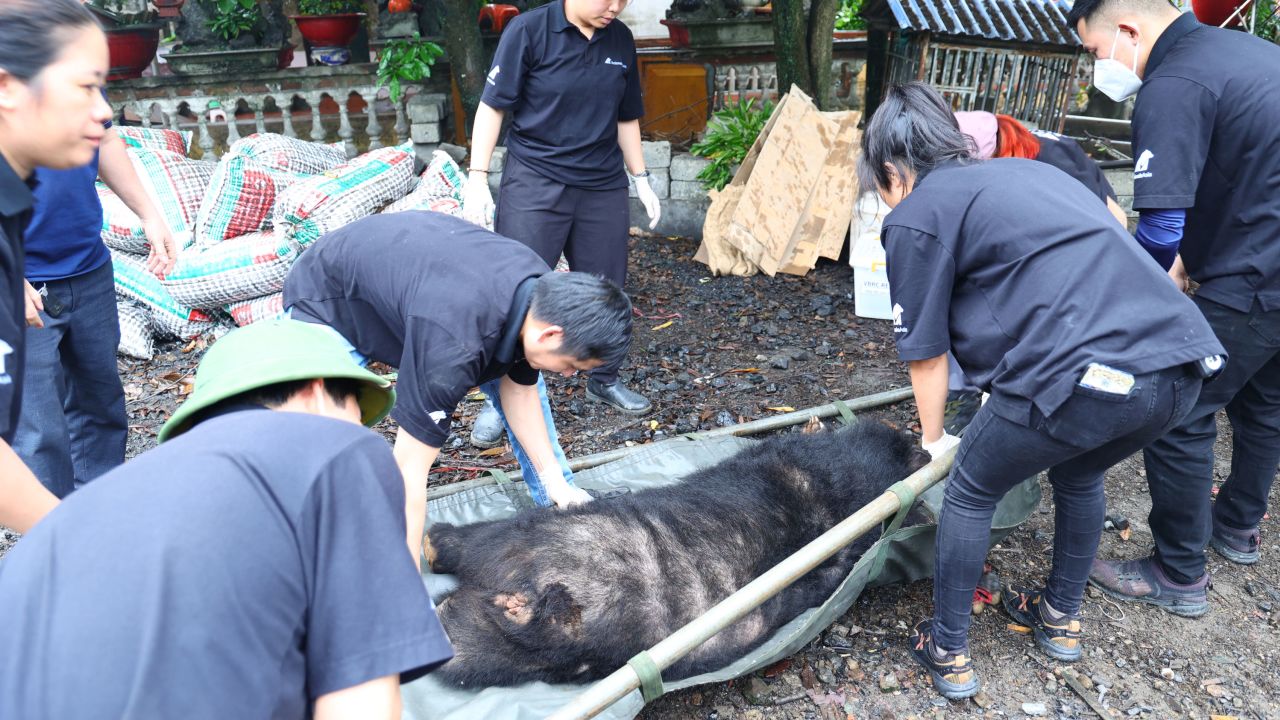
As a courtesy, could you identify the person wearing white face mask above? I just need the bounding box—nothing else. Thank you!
[462,0,657,444]
[1072,0,1280,618]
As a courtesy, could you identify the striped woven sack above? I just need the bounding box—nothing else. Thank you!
[226,292,286,327]
[115,126,192,156]
[273,144,416,248]
[128,148,215,245]
[232,133,348,174]
[98,182,147,254]
[116,300,154,360]
[195,154,307,245]
[381,149,465,216]
[161,230,298,307]
[112,250,217,339]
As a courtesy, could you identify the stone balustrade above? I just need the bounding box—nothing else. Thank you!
[107,64,452,160]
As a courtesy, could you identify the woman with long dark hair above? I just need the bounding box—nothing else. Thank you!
[857,82,1223,699]
[0,0,111,534]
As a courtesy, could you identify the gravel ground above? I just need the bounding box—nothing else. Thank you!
[2,233,1276,718]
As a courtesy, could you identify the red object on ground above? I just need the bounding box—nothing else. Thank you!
[478,4,520,33]
[389,0,413,12]
[105,26,160,82]
[1192,0,1246,26]
[291,14,366,47]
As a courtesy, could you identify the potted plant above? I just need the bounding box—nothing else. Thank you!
[661,0,773,50]
[376,32,444,102]
[689,97,773,191]
[833,0,865,39]
[153,0,186,18]
[88,0,164,81]
[164,0,286,75]
[292,0,368,65]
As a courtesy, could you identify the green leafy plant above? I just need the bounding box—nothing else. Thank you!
[297,0,365,15]
[206,0,263,42]
[1257,0,1278,43]
[835,0,865,31]
[377,32,445,103]
[689,98,774,191]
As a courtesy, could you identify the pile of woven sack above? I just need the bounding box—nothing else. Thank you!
[104,128,467,360]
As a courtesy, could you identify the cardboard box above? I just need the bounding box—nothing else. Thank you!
[695,86,862,277]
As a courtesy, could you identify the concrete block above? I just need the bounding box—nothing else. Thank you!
[412,142,439,169]
[671,153,712,181]
[488,146,508,173]
[437,142,468,164]
[670,179,708,202]
[628,168,668,200]
[628,197,710,239]
[641,140,671,170]
[411,122,442,144]
[407,93,449,124]
[488,171,502,194]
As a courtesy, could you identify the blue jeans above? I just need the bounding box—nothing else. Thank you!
[479,376,576,507]
[932,366,1201,652]
[1143,297,1280,583]
[14,261,127,498]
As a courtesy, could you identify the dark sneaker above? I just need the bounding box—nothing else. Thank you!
[1210,520,1260,565]
[1001,585,1083,662]
[586,379,652,414]
[469,402,504,449]
[1088,556,1210,618]
[908,620,980,700]
[943,390,982,436]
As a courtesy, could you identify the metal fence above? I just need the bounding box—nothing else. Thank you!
[887,33,1080,131]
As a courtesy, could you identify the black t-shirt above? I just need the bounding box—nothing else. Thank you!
[1130,12,1280,312]
[0,156,31,444]
[0,409,453,719]
[481,0,644,190]
[283,211,550,448]
[1031,130,1117,204]
[883,159,1223,426]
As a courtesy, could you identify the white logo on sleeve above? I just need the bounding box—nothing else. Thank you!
[0,340,11,384]
[604,57,628,70]
[486,65,501,86]
[1134,149,1154,179]
[892,303,908,334]
[429,410,448,424]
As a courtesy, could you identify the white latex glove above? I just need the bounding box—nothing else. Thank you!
[633,174,661,230]
[922,432,961,460]
[540,468,593,509]
[462,172,495,230]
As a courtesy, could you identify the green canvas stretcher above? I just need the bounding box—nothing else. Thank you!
[402,435,1041,720]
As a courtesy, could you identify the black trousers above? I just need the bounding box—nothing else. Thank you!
[495,153,631,384]
[1144,296,1280,583]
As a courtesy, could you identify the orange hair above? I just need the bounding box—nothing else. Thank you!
[994,114,1041,160]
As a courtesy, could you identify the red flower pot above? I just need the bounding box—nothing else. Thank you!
[105,25,161,81]
[1191,0,1246,27]
[291,14,366,48]
[278,43,296,69]
[152,0,185,19]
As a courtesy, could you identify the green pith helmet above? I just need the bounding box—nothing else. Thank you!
[158,319,395,443]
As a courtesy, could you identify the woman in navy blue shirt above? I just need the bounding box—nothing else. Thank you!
[0,0,113,534]
[462,0,657,427]
[858,83,1222,700]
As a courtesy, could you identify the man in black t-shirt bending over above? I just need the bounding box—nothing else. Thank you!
[284,211,634,567]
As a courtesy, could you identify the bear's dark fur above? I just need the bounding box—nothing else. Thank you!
[431,421,929,687]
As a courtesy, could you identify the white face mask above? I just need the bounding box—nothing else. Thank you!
[1093,29,1142,102]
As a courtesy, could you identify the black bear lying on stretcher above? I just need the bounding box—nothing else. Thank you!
[430,421,930,687]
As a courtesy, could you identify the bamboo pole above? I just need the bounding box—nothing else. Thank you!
[546,444,958,720]
[427,387,915,502]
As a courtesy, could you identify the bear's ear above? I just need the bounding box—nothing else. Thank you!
[907,445,932,473]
